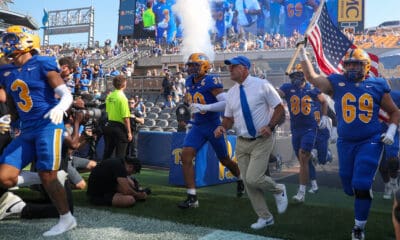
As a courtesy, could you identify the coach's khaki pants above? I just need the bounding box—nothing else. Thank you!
[236,134,282,219]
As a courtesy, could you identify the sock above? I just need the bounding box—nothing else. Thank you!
[390,177,398,185]
[17,171,41,187]
[299,185,306,193]
[60,211,73,222]
[187,189,196,195]
[354,198,371,223]
[355,219,367,229]
[311,180,318,189]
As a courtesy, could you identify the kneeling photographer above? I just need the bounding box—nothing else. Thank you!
[87,156,148,207]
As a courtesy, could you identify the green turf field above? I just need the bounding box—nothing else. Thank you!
[2,168,396,240]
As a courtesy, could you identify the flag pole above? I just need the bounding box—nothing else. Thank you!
[285,0,326,75]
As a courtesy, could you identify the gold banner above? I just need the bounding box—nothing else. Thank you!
[338,0,363,22]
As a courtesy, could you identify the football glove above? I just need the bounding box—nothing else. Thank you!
[0,114,11,134]
[381,123,397,145]
[329,126,338,144]
[44,108,65,125]
[190,103,208,114]
[319,115,330,129]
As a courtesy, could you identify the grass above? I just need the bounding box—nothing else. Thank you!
[16,168,396,240]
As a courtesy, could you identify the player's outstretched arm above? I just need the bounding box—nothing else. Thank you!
[299,45,333,96]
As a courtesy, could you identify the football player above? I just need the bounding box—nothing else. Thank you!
[0,25,76,236]
[299,44,400,240]
[178,53,242,209]
[277,64,330,202]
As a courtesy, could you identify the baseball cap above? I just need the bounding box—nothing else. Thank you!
[224,56,251,69]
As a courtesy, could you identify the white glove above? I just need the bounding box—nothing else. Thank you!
[319,115,330,129]
[190,103,209,114]
[299,45,308,61]
[0,114,11,134]
[44,108,65,125]
[381,123,398,145]
[158,20,168,28]
[329,126,338,144]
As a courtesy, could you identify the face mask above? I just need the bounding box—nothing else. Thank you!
[289,72,305,88]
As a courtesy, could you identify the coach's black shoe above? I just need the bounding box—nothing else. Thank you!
[178,194,199,209]
[237,180,245,197]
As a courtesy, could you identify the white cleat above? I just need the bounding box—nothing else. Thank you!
[43,215,77,237]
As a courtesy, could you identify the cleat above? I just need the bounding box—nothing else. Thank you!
[43,216,77,237]
[274,184,288,214]
[292,191,305,203]
[351,226,365,240]
[237,180,245,197]
[178,194,199,209]
[250,217,274,230]
[308,187,319,194]
[383,183,392,200]
[0,192,26,220]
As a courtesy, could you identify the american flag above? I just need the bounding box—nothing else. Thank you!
[306,3,379,77]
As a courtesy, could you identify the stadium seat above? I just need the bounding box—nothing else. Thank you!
[151,106,162,114]
[163,127,177,132]
[144,118,156,127]
[161,108,173,114]
[150,126,163,132]
[137,126,150,132]
[147,112,159,119]
[156,119,169,128]
[168,119,178,128]
[155,101,164,108]
[145,101,155,108]
[158,113,171,120]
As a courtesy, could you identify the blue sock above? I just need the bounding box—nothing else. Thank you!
[354,198,372,221]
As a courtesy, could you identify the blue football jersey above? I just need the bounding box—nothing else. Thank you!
[280,82,320,131]
[0,55,60,128]
[328,74,389,141]
[185,74,223,124]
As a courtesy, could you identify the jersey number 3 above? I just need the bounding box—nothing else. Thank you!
[11,79,33,112]
[342,92,373,124]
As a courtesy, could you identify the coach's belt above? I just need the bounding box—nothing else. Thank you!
[238,136,263,141]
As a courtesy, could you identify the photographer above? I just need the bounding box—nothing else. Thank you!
[128,97,145,158]
[103,75,132,159]
[87,156,147,207]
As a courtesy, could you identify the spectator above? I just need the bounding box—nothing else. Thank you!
[127,97,145,158]
[161,71,173,101]
[87,157,147,207]
[163,94,176,109]
[134,95,146,116]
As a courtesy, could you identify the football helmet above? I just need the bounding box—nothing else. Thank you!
[289,64,305,88]
[185,53,211,78]
[2,25,40,56]
[343,48,371,81]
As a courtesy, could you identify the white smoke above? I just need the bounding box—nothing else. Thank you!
[173,0,215,63]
